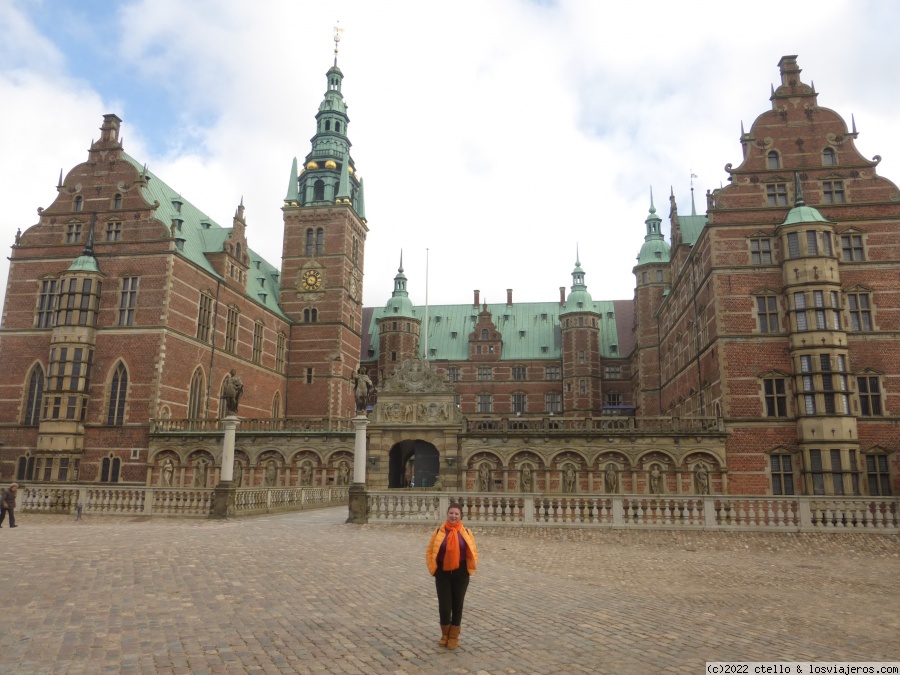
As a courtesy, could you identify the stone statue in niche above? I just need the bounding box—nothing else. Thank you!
[193,458,209,488]
[264,461,277,487]
[564,465,577,493]
[695,463,709,495]
[649,464,663,495]
[233,461,243,487]
[404,403,414,422]
[299,461,313,486]
[162,458,174,487]
[221,370,244,415]
[338,461,350,485]
[521,464,532,492]
[352,366,374,412]
[478,464,491,492]
[605,464,618,494]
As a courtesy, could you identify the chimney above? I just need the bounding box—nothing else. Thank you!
[506,289,513,306]
[778,55,800,87]
[473,289,480,307]
[559,286,566,304]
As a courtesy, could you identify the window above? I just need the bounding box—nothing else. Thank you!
[767,151,780,170]
[823,180,845,204]
[821,232,833,256]
[830,450,844,495]
[822,148,836,166]
[44,347,93,422]
[352,237,359,263]
[58,457,69,482]
[813,291,827,330]
[512,366,526,381]
[477,366,492,381]
[757,296,779,333]
[252,322,264,363]
[197,293,213,342]
[604,365,621,379]
[806,231,818,256]
[303,308,318,323]
[451,331,458,339]
[767,183,788,206]
[605,392,622,407]
[187,368,204,418]
[24,365,44,425]
[276,333,286,373]
[810,450,825,495]
[512,393,527,414]
[750,238,772,265]
[578,350,585,364]
[858,376,882,416]
[74,196,83,212]
[107,362,128,425]
[475,345,482,355]
[763,378,787,417]
[771,455,795,495]
[841,234,864,261]
[36,279,57,328]
[106,221,122,241]
[579,379,586,394]
[866,454,891,496]
[66,223,82,243]
[114,193,123,209]
[305,228,314,256]
[100,457,121,483]
[118,277,137,326]
[476,394,492,413]
[545,365,561,380]
[847,293,872,331]
[656,270,663,282]
[316,228,324,255]
[794,292,808,331]
[225,307,239,353]
[391,351,397,362]
[313,180,325,201]
[481,329,489,340]
[272,391,282,419]
[545,391,562,413]
[306,367,314,384]
[447,366,461,382]
[800,355,816,415]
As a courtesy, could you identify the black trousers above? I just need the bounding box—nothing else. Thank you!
[0,505,14,527]
[434,566,470,626]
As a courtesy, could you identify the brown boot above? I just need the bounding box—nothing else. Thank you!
[446,625,461,649]
[439,624,450,647]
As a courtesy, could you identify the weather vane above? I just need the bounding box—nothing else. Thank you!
[333,22,343,65]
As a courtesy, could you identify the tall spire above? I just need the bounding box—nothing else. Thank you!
[333,22,343,67]
[793,171,805,207]
[690,172,698,216]
[644,187,663,240]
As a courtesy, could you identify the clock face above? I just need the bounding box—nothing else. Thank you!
[301,269,322,291]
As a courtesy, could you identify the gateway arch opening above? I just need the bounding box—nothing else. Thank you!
[389,439,440,488]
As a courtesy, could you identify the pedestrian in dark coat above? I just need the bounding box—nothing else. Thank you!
[1,483,18,528]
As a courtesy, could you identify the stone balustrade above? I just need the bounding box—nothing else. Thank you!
[19,484,348,518]
[464,415,724,434]
[150,417,355,434]
[366,491,900,532]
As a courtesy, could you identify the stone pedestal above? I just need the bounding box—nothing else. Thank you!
[347,413,369,524]
[210,415,239,519]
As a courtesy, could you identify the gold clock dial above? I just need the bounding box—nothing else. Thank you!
[301,269,322,291]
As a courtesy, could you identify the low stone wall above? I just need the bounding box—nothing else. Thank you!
[18,484,348,518]
[366,491,900,533]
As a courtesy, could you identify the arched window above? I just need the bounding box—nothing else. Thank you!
[235,242,242,260]
[100,456,121,483]
[767,151,780,170]
[24,364,45,425]
[303,308,318,322]
[822,148,837,166]
[187,368,205,419]
[313,180,325,201]
[316,228,324,255]
[325,120,331,131]
[481,329,489,340]
[272,391,282,419]
[305,228,314,256]
[74,196,83,212]
[107,362,128,425]
[335,122,341,133]
[113,193,122,209]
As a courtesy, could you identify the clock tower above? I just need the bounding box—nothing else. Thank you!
[281,31,368,418]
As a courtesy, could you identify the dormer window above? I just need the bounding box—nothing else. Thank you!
[519,330,526,338]
[540,313,548,320]
[451,331,458,339]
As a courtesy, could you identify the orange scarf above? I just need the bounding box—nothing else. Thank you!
[442,521,463,571]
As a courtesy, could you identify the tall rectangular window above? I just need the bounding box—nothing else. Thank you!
[305,367,313,384]
[605,392,622,407]
[787,232,800,259]
[829,291,841,329]
[512,366,526,381]
[512,393,527,413]
[763,378,787,417]
[823,180,845,204]
[476,394,492,413]
[276,333,286,373]
[841,234,864,261]
[830,450,844,495]
[766,184,788,206]
[545,391,562,413]
[225,307,239,353]
[118,277,138,327]
[477,366,492,381]
[858,376,882,416]
[197,293,213,342]
[847,293,872,331]
[750,238,772,264]
[36,279,57,328]
[252,322,264,363]
[794,292,808,331]
[806,231,818,256]
[757,296,779,333]
[821,232,833,256]
[579,379,586,394]
[771,455,795,495]
[866,454,891,496]
[810,450,825,495]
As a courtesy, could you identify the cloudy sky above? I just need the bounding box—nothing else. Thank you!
[2,0,899,314]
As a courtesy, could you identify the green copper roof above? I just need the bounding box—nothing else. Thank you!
[366,301,623,360]
[68,254,100,273]
[637,189,670,265]
[678,214,707,246]
[781,204,830,225]
[124,153,286,319]
[383,255,417,318]
[560,255,598,315]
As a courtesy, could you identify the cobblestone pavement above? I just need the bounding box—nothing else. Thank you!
[0,508,898,675]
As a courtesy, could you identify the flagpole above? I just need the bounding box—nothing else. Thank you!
[424,248,429,361]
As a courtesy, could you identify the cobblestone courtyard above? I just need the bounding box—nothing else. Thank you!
[0,507,897,674]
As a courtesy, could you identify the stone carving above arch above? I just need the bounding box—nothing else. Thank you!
[380,358,450,394]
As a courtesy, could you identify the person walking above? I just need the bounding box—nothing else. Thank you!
[0,483,18,528]
[425,502,478,649]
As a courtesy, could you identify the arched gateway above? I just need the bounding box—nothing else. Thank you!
[388,439,440,488]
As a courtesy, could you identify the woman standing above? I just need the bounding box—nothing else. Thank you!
[425,502,478,649]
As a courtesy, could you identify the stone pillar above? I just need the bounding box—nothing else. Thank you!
[210,415,239,519]
[347,414,369,524]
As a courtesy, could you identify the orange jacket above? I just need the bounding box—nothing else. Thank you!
[426,523,478,576]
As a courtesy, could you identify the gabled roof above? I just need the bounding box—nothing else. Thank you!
[123,154,286,319]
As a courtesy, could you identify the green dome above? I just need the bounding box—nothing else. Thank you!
[637,238,670,265]
[781,204,830,226]
[560,257,599,315]
[384,255,417,319]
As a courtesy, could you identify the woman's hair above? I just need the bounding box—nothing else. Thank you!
[448,501,463,512]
